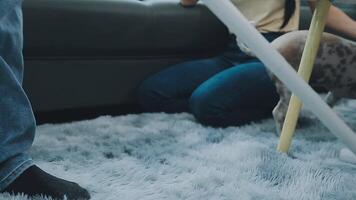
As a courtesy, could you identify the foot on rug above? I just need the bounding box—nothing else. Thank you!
[1,165,90,200]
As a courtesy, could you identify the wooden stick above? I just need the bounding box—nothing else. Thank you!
[277,0,331,153]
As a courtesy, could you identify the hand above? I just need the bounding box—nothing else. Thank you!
[180,0,198,7]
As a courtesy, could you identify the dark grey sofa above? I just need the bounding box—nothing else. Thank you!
[23,0,229,114]
[22,0,356,118]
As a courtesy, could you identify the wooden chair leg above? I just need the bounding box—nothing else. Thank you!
[277,0,331,153]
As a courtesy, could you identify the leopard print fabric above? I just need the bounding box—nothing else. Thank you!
[270,30,356,134]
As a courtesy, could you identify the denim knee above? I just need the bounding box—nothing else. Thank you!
[189,89,220,126]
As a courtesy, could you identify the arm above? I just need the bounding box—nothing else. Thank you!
[308,1,356,39]
[180,0,199,7]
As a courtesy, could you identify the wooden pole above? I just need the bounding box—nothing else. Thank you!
[277,0,331,153]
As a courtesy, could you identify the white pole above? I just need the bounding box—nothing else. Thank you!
[202,0,356,155]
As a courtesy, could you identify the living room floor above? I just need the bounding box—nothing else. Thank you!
[2,101,356,200]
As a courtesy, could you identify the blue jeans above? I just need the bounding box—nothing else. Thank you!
[139,33,282,127]
[0,0,35,191]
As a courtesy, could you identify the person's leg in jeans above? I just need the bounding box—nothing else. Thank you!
[138,57,236,113]
[138,34,255,113]
[138,33,281,118]
[190,61,279,127]
[0,2,90,199]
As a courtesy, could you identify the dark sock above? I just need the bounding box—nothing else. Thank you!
[2,165,90,200]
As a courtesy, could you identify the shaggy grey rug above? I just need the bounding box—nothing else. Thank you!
[2,101,356,200]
